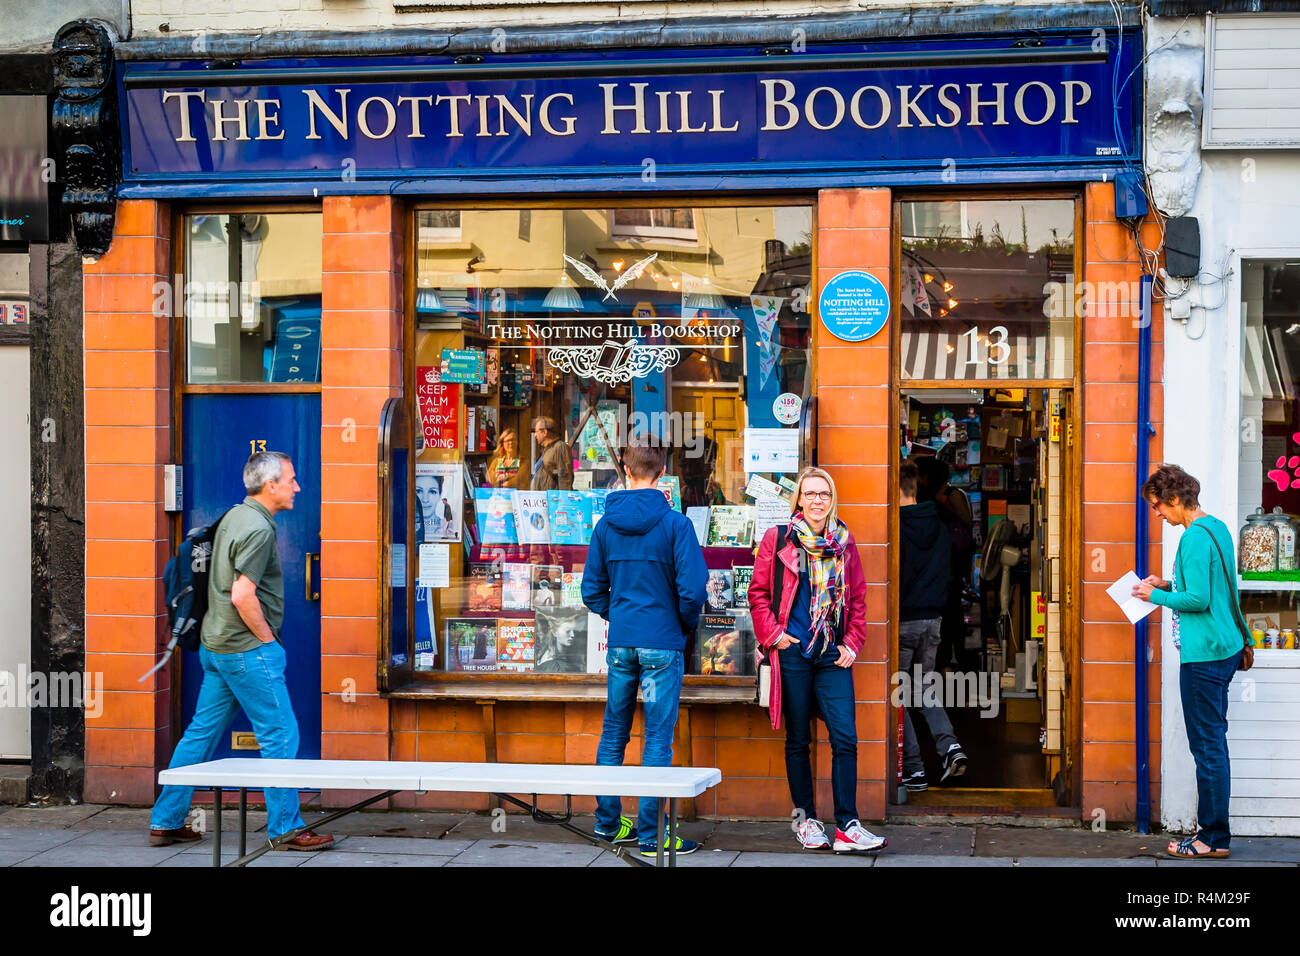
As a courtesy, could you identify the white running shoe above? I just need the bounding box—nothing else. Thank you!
[834,819,888,853]
[795,817,830,850]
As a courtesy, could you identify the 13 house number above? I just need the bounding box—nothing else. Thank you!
[961,325,1011,366]
[249,439,268,455]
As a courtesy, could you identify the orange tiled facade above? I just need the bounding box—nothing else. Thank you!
[83,186,1161,823]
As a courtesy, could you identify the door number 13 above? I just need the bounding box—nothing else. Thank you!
[961,325,1010,366]
[249,439,268,455]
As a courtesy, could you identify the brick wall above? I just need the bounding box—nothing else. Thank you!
[318,196,405,807]
[83,200,173,805]
[1079,181,1163,821]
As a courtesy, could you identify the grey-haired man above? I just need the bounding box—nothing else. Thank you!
[148,451,333,851]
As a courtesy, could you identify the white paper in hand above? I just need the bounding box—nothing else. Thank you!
[1107,571,1160,625]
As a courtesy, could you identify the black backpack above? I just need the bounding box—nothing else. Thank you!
[139,509,232,682]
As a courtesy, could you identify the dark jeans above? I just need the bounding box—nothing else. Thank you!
[779,644,858,829]
[1180,652,1241,850]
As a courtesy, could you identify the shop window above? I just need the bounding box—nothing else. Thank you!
[898,199,1075,382]
[392,205,812,684]
[183,212,323,384]
[609,207,697,242]
[418,210,462,243]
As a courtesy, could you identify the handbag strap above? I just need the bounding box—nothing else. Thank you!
[1186,522,1252,648]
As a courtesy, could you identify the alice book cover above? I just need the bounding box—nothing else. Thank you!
[531,564,563,608]
[475,487,518,545]
[731,566,754,609]
[512,490,551,545]
[496,618,535,672]
[468,561,501,612]
[547,490,590,545]
[533,607,588,674]
[705,568,733,611]
[501,562,533,611]
[445,618,498,672]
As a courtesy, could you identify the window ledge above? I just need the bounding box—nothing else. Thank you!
[594,240,709,260]
[385,678,756,704]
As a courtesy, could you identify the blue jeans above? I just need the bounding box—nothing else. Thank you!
[779,644,858,829]
[1180,651,1240,850]
[150,641,306,840]
[898,618,960,774]
[595,646,684,846]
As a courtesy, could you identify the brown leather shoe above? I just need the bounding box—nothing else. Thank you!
[149,825,203,847]
[273,830,335,851]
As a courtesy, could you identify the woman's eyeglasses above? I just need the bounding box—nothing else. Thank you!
[801,491,832,501]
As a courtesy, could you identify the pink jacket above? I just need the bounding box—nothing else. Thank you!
[748,524,868,730]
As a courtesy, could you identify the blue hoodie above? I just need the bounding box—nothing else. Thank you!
[582,488,707,652]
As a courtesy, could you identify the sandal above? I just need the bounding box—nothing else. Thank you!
[1167,837,1229,859]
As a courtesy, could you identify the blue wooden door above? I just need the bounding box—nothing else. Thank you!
[179,393,322,759]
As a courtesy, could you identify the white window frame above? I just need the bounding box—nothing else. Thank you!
[608,208,698,242]
[418,210,463,243]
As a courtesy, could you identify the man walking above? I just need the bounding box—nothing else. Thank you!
[899,460,968,791]
[148,451,333,851]
[583,439,707,857]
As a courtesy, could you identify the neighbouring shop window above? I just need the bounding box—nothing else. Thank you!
[184,212,323,384]
[402,204,812,679]
[609,207,696,241]
[899,199,1075,382]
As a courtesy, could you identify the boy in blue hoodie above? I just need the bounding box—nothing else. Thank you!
[583,439,708,857]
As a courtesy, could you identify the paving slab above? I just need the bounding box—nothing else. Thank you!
[331,835,475,856]
[74,806,271,834]
[730,851,875,867]
[315,811,463,838]
[876,853,1013,867]
[0,828,90,852]
[0,805,106,828]
[15,845,189,867]
[974,826,1162,858]
[156,851,309,867]
[1154,859,1294,867]
[875,825,976,855]
[589,848,740,867]
[0,850,40,866]
[1013,856,1158,867]
[445,839,604,867]
[1221,837,1300,863]
[298,851,449,867]
[696,821,796,852]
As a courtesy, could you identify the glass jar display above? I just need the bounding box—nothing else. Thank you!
[1272,507,1299,573]
[1240,508,1280,573]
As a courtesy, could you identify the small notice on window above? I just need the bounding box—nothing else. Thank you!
[744,428,799,474]
[417,544,450,589]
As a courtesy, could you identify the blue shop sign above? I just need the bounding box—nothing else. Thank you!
[119,30,1141,195]
[819,271,890,342]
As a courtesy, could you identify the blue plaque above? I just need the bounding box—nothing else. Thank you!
[818,271,890,342]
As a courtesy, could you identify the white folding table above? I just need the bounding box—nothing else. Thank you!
[158,759,722,868]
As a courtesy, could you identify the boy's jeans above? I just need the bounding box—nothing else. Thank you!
[594,646,684,846]
[150,641,307,840]
[898,618,960,775]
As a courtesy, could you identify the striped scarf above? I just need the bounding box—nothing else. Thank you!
[790,512,849,659]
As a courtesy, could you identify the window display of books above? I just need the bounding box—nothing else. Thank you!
[446,618,499,672]
[692,611,755,676]
[705,505,756,548]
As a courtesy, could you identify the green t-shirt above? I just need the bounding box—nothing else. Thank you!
[201,497,284,655]
[1147,515,1244,664]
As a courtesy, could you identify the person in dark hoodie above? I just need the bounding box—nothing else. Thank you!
[899,459,968,791]
[583,438,707,857]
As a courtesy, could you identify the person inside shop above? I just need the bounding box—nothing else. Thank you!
[915,455,975,669]
[899,459,968,791]
[531,416,574,491]
[583,438,707,857]
[748,466,888,854]
[1132,464,1249,860]
[486,427,522,489]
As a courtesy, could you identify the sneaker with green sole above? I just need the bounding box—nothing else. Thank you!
[594,815,637,845]
[638,835,698,857]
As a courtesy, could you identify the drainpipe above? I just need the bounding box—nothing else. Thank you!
[1134,273,1154,834]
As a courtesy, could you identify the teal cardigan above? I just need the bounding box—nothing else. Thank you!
[1147,515,1245,664]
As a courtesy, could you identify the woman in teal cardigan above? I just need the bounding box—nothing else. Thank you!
[1132,464,1245,859]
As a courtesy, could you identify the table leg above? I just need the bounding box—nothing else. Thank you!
[657,797,665,869]
[669,798,677,867]
[213,788,222,868]
[239,789,247,858]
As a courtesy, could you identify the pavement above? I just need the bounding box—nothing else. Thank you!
[3,803,1300,866]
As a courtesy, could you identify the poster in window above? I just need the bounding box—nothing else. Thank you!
[416,366,459,451]
[534,607,588,673]
[579,400,623,470]
[414,586,437,671]
[415,462,462,543]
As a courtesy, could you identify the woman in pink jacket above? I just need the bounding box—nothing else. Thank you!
[748,466,887,854]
